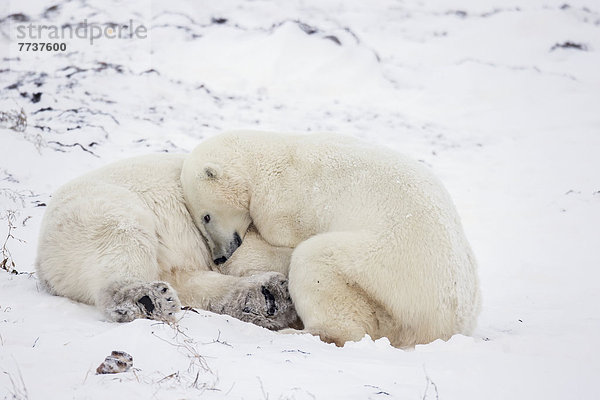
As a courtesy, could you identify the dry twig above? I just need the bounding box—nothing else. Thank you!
[422,367,439,400]
[2,363,29,400]
[0,108,27,132]
[147,322,220,393]
[1,210,22,274]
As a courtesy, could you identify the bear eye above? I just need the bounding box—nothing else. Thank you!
[203,214,211,224]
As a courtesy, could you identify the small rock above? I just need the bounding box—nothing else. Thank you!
[96,351,133,374]
[211,17,227,24]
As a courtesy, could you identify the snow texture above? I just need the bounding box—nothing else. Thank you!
[1,0,599,399]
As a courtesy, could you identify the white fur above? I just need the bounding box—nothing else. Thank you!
[36,154,298,329]
[181,131,481,348]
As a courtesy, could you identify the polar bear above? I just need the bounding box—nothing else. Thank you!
[36,154,299,330]
[181,131,481,348]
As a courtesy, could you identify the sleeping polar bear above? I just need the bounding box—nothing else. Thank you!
[181,131,481,348]
[35,154,298,330]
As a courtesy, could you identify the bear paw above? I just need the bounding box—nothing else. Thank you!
[102,281,181,323]
[213,272,299,330]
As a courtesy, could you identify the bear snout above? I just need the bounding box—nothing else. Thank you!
[213,232,243,265]
[213,256,228,265]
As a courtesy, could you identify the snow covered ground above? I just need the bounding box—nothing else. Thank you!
[1,0,599,398]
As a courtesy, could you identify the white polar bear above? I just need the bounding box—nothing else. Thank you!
[36,154,299,330]
[181,131,481,348]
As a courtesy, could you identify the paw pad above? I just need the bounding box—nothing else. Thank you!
[261,286,277,316]
[137,295,155,315]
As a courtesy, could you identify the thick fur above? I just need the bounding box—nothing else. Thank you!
[35,154,298,330]
[181,131,481,348]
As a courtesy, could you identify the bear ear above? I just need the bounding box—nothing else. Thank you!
[202,162,222,180]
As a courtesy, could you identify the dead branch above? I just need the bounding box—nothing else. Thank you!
[0,188,36,208]
[147,322,220,392]
[202,329,232,347]
[258,377,269,400]
[422,367,439,400]
[0,108,27,132]
[2,363,29,400]
[0,107,46,152]
[1,210,21,274]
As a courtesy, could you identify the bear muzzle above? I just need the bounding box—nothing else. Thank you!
[213,232,242,265]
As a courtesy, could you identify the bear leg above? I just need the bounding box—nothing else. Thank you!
[287,231,386,346]
[170,269,299,330]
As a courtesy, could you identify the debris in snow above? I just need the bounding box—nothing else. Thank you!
[0,108,27,132]
[96,351,134,374]
[550,41,588,51]
[1,210,21,275]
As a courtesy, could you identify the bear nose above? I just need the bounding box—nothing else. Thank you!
[213,256,228,265]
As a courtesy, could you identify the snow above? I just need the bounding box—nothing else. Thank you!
[1,0,599,398]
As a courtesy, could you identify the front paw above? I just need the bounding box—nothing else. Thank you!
[136,282,181,322]
[103,281,181,323]
[216,272,299,330]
